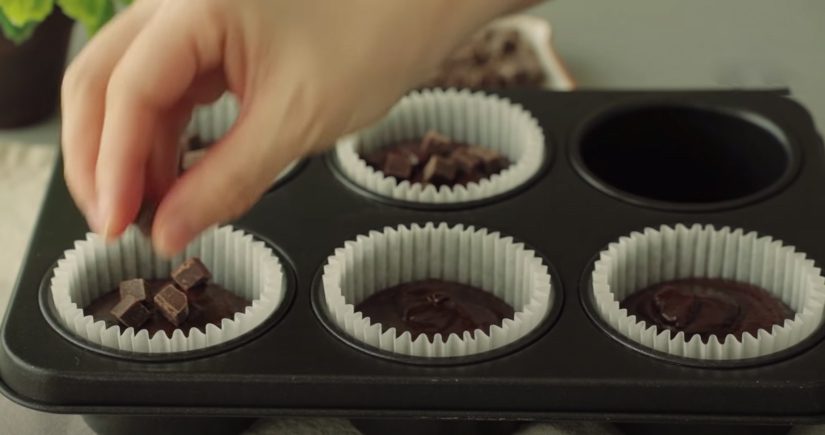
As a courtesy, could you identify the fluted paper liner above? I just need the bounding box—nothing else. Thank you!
[49,225,286,354]
[183,93,298,181]
[321,223,553,358]
[334,89,545,204]
[592,224,825,360]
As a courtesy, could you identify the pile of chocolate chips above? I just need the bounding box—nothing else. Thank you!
[109,258,212,329]
[423,28,545,89]
[362,130,510,186]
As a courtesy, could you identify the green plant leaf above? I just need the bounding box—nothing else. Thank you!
[0,6,38,44]
[0,0,54,27]
[57,0,114,36]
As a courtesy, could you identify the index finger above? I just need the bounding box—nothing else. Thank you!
[95,1,226,239]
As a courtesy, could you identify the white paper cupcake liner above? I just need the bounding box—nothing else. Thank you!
[182,93,298,181]
[334,89,545,204]
[592,224,825,361]
[321,222,554,358]
[49,225,286,354]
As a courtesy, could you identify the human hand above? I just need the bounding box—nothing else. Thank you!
[61,0,533,256]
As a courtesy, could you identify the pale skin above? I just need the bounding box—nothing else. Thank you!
[61,0,539,257]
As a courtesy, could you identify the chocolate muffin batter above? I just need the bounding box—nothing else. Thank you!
[84,279,251,337]
[355,279,515,339]
[620,278,794,341]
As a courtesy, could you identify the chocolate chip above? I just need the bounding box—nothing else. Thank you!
[363,148,387,168]
[420,130,454,156]
[172,258,212,292]
[465,147,508,174]
[422,156,457,185]
[383,151,414,179]
[119,278,149,302]
[110,295,151,328]
[154,284,189,326]
[451,149,483,174]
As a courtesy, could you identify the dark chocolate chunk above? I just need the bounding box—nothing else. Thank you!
[621,278,793,341]
[419,130,455,156]
[119,278,149,302]
[154,284,190,326]
[363,148,387,168]
[451,148,483,174]
[360,131,510,187]
[355,279,515,340]
[85,280,251,337]
[172,258,212,292]
[422,156,457,185]
[383,151,414,179]
[110,295,151,328]
[466,146,508,174]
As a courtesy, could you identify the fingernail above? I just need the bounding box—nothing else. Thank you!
[155,216,194,258]
[103,218,114,241]
[96,196,115,241]
[84,207,101,233]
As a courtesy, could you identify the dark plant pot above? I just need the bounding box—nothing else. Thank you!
[0,10,73,128]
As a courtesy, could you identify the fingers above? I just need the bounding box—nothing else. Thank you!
[95,0,227,239]
[144,70,227,205]
[151,95,298,257]
[143,103,194,204]
[61,0,158,231]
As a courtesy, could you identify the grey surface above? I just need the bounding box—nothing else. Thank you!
[527,0,825,128]
[0,1,824,434]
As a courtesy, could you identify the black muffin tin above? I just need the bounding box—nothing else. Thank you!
[4,90,825,430]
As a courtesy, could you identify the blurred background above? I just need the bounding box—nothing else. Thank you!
[0,0,823,433]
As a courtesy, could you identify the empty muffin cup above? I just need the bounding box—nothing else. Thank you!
[334,89,546,205]
[590,224,825,361]
[182,93,300,184]
[575,105,795,209]
[49,225,287,354]
[319,222,554,359]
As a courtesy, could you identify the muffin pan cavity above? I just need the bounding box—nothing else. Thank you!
[331,89,548,209]
[5,91,825,427]
[584,224,825,368]
[574,104,797,210]
[312,222,560,365]
[38,226,297,362]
